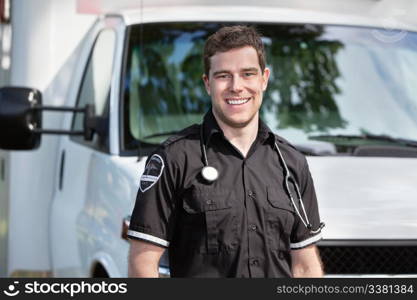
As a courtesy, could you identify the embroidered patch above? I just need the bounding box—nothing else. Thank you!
[140,154,165,193]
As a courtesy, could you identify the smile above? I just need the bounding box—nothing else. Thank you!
[226,97,251,105]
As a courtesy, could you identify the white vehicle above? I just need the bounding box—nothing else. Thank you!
[1,0,417,277]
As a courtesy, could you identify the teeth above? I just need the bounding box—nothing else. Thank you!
[226,98,250,105]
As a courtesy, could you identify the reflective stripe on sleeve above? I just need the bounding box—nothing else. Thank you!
[127,230,170,247]
[290,232,322,249]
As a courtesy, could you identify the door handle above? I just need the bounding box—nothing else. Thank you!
[59,150,65,190]
[0,158,4,181]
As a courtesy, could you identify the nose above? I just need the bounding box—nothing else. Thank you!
[230,75,243,93]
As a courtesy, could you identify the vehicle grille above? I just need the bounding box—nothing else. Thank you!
[318,246,417,275]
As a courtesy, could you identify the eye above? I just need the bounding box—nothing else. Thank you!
[244,72,256,77]
[216,74,231,79]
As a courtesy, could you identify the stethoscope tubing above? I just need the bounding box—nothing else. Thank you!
[274,142,322,234]
[200,125,323,234]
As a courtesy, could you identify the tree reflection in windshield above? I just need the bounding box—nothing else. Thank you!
[123,23,417,156]
[261,24,346,133]
[124,23,345,148]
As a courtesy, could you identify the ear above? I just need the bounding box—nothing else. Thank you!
[262,67,270,91]
[202,74,211,95]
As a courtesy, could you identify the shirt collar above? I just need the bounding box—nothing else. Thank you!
[202,109,276,146]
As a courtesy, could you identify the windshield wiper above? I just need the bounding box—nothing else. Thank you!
[142,130,181,140]
[308,134,417,148]
[293,144,327,156]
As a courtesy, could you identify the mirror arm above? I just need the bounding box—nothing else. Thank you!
[31,105,86,113]
[29,104,89,136]
[31,128,84,135]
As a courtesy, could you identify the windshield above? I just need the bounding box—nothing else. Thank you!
[122,23,417,155]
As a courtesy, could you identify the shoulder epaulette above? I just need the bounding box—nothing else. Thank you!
[161,124,200,148]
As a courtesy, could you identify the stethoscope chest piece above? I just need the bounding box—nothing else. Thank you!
[201,166,219,182]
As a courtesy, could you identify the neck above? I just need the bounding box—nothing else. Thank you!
[214,113,259,158]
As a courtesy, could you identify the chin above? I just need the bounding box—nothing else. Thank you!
[224,116,253,128]
[213,107,258,129]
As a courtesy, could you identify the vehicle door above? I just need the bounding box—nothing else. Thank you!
[49,17,121,277]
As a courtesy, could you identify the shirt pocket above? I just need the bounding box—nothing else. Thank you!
[182,187,238,254]
[266,186,295,251]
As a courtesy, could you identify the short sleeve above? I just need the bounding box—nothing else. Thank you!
[127,149,178,248]
[290,160,324,249]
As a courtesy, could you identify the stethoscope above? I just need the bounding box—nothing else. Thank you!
[199,125,325,234]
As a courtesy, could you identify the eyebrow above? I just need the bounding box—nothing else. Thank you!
[212,67,259,76]
[241,68,259,73]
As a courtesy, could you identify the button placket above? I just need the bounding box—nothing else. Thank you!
[206,210,218,254]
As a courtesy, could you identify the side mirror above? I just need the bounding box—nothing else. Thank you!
[0,86,104,151]
[0,87,42,150]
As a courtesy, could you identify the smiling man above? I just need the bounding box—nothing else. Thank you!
[128,25,324,277]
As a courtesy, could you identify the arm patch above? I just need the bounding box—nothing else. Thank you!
[140,154,165,192]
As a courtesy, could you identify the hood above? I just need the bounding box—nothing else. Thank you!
[308,156,417,240]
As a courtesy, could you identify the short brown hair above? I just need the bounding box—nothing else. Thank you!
[203,25,266,76]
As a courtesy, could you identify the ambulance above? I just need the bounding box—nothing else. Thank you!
[1,0,417,277]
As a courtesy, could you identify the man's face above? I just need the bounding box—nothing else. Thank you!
[203,46,270,129]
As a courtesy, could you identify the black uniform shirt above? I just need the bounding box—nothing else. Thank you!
[128,110,323,277]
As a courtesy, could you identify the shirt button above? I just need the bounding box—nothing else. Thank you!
[249,224,257,231]
[248,190,255,197]
[250,259,259,266]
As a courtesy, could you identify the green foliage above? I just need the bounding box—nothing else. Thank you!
[261,25,347,133]
[125,23,348,143]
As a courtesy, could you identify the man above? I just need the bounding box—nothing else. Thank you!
[128,25,324,277]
